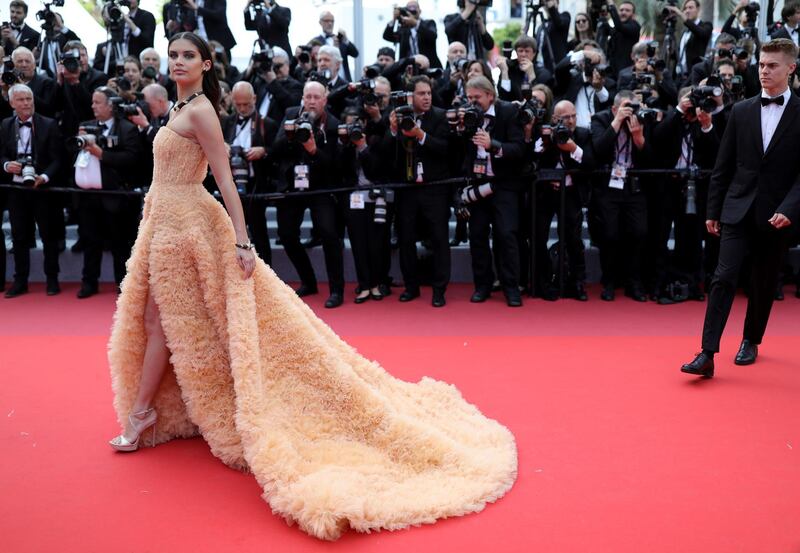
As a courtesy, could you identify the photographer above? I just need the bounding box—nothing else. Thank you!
[247,46,302,122]
[271,81,345,308]
[651,86,720,303]
[532,100,595,301]
[770,1,800,45]
[167,0,235,58]
[444,1,494,61]
[219,81,277,264]
[553,43,615,128]
[107,56,146,102]
[590,90,653,301]
[605,0,641,76]
[139,48,176,100]
[209,39,240,86]
[688,32,736,85]
[244,0,291,54]
[1,0,39,52]
[1,84,63,298]
[92,0,155,77]
[617,41,678,109]
[122,0,155,59]
[313,11,358,82]
[456,76,527,307]
[72,86,140,298]
[543,0,572,69]
[126,83,171,186]
[497,36,555,102]
[723,0,762,44]
[383,1,442,69]
[662,0,712,79]
[8,47,56,117]
[55,41,107,137]
[436,42,467,107]
[384,75,450,307]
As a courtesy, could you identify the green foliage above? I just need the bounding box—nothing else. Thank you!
[492,22,523,49]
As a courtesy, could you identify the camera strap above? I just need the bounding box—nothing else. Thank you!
[15,119,34,159]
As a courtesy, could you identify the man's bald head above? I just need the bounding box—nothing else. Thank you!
[232,81,256,117]
[553,100,578,130]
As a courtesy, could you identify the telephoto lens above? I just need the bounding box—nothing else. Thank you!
[229,145,249,193]
[460,182,494,204]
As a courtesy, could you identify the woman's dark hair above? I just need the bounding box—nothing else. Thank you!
[168,32,220,111]
[466,59,494,85]
[573,12,593,37]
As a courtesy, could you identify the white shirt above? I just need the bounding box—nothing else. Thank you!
[575,77,609,129]
[477,105,497,176]
[409,21,420,56]
[258,91,271,119]
[760,87,791,152]
[11,118,32,184]
[196,0,208,40]
[678,19,700,73]
[534,138,583,187]
[232,115,254,176]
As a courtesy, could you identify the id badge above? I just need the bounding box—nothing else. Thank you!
[473,157,488,176]
[294,164,309,190]
[75,150,90,168]
[415,161,424,183]
[609,163,626,190]
[349,192,365,209]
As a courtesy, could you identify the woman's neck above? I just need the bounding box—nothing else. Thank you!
[176,81,204,103]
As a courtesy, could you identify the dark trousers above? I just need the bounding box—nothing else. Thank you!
[345,201,390,290]
[8,188,62,283]
[0,191,7,286]
[276,194,344,294]
[593,184,647,287]
[469,187,521,292]
[702,210,790,352]
[79,196,131,285]
[396,188,450,292]
[534,184,585,293]
[243,196,271,265]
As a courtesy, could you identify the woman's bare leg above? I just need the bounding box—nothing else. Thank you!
[123,292,170,441]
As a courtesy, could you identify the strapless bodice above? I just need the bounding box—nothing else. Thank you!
[151,126,209,186]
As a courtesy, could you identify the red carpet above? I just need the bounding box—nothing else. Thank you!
[2,284,800,552]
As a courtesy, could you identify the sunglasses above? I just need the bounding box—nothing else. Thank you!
[273,63,284,70]
[576,19,589,24]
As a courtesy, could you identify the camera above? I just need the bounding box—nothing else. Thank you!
[284,112,314,143]
[67,125,107,151]
[583,62,610,80]
[661,0,678,19]
[743,1,760,22]
[456,0,493,7]
[460,183,494,204]
[164,0,196,35]
[453,58,470,74]
[142,66,158,80]
[542,122,572,145]
[308,69,332,86]
[502,40,513,59]
[18,155,36,186]
[354,79,378,105]
[36,0,64,34]
[111,96,139,117]
[628,101,660,124]
[229,145,249,193]
[363,64,382,79]
[337,122,364,143]
[1,56,18,85]
[396,6,410,18]
[689,84,722,113]
[634,72,656,88]
[732,47,749,61]
[717,48,733,60]
[297,45,312,65]
[369,188,392,224]
[252,44,273,72]
[61,48,81,74]
[394,104,417,132]
[389,90,413,107]
[446,97,482,136]
[517,97,546,125]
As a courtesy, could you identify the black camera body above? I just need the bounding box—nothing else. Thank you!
[446,97,483,137]
[389,90,413,108]
[395,104,417,132]
[1,56,18,86]
[583,62,610,80]
[628,101,659,124]
[284,112,314,143]
[689,84,722,113]
[111,97,139,118]
[36,0,64,34]
[453,58,470,74]
[17,155,36,185]
[297,45,312,65]
[457,0,493,7]
[67,125,108,151]
[61,48,81,74]
[229,145,249,192]
[308,69,332,86]
[252,46,274,72]
[517,97,546,125]
[634,72,656,88]
[542,122,572,145]
[354,79,378,105]
[338,122,364,143]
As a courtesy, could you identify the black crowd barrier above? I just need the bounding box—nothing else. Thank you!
[0,167,712,297]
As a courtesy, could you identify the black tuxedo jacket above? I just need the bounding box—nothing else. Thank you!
[770,24,798,42]
[0,113,63,184]
[553,57,616,111]
[498,60,554,101]
[128,8,156,58]
[313,34,359,81]
[607,6,641,76]
[382,19,442,68]
[616,67,677,109]
[245,4,291,54]
[221,112,278,190]
[75,117,140,191]
[708,94,800,229]
[3,22,39,52]
[253,76,303,122]
[534,126,595,192]
[544,7,571,69]
[25,74,56,117]
[271,106,340,191]
[383,106,450,187]
[459,101,526,190]
[443,13,494,60]
[198,0,236,52]
[652,108,719,170]
[678,19,713,71]
[590,109,653,170]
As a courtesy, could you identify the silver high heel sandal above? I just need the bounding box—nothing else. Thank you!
[109,408,158,452]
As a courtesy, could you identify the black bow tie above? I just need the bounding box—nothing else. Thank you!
[761,95,785,107]
[18,120,31,128]
[98,122,108,131]
[10,24,21,31]
[237,115,251,125]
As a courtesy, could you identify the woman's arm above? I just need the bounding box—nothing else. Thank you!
[191,102,255,277]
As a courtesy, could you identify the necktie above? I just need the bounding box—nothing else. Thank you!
[98,123,108,133]
[761,95,785,107]
[237,115,251,125]
[18,120,31,128]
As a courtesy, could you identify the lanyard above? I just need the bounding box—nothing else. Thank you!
[15,120,33,157]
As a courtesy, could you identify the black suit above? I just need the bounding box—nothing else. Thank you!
[221,112,278,264]
[544,6,571,69]
[616,67,678,109]
[444,12,494,60]
[459,101,526,294]
[1,114,63,284]
[382,19,442,68]
[24,74,56,118]
[313,34,359,82]
[198,0,236,55]
[253,75,303,122]
[384,106,451,293]
[128,8,156,59]
[245,3,291,54]
[271,107,344,294]
[606,6,641,76]
[676,19,713,75]
[770,23,800,44]
[75,117,140,286]
[3,22,39,52]
[701,93,800,352]
[498,60,554,101]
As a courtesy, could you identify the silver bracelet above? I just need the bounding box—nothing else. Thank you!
[235,242,254,251]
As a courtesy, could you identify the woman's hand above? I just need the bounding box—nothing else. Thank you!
[237,247,256,279]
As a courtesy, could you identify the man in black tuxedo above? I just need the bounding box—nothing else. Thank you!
[497,35,554,101]
[663,0,713,80]
[457,76,527,307]
[173,0,236,58]
[682,39,800,377]
[770,2,800,46]
[1,0,39,52]
[244,0,291,54]
[222,81,277,264]
[591,90,653,301]
[444,2,494,61]
[553,45,616,129]
[56,40,108,137]
[11,47,56,117]
[383,1,442,69]
[532,100,595,301]
[313,11,359,82]
[1,84,63,298]
[271,81,345,308]
[73,87,140,298]
[616,41,678,110]
[35,12,81,78]
[384,75,451,307]
[248,47,302,122]
[543,0,571,70]
[126,83,172,187]
[605,0,641,76]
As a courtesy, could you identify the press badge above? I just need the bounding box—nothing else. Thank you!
[416,161,424,183]
[609,163,626,190]
[473,157,488,176]
[74,150,90,168]
[349,192,365,209]
[294,164,309,190]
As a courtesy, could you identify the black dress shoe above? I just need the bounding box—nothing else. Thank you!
[398,289,420,302]
[626,285,647,302]
[432,289,446,308]
[600,285,615,301]
[538,287,558,301]
[4,281,28,298]
[734,340,758,365]
[470,288,491,303]
[295,284,318,297]
[301,237,322,249]
[504,288,522,307]
[378,283,392,297]
[70,239,84,253]
[76,282,98,299]
[46,278,61,296]
[681,352,715,378]
[574,284,588,302]
[325,292,344,308]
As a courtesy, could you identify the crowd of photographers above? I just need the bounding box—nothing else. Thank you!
[1,0,799,307]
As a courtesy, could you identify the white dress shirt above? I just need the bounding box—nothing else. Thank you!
[760,87,791,152]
